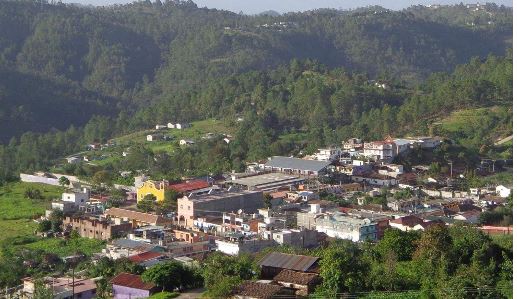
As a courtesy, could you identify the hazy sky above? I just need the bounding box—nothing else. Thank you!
[71,0,513,14]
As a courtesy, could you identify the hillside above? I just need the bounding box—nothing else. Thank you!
[0,66,118,142]
[0,0,512,142]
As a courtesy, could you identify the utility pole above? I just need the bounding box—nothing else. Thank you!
[449,161,453,178]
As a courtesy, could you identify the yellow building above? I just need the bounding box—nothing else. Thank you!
[137,180,167,202]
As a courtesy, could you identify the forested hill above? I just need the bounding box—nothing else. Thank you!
[0,0,512,143]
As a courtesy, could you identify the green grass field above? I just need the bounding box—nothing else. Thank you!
[0,182,63,242]
[437,106,512,149]
[0,182,63,221]
[86,119,236,165]
[22,237,105,257]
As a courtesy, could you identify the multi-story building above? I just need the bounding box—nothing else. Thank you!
[64,216,132,240]
[61,188,90,205]
[313,147,341,161]
[314,213,377,242]
[105,208,171,227]
[177,190,264,227]
[222,212,260,233]
[342,138,363,151]
[363,141,395,161]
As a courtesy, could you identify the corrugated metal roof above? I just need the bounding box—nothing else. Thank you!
[264,156,331,172]
[259,252,319,272]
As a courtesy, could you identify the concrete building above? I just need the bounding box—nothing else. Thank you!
[215,238,275,256]
[314,213,377,242]
[267,229,320,248]
[404,136,442,149]
[61,188,90,205]
[342,138,363,151]
[105,208,171,227]
[387,198,422,212]
[363,141,395,161]
[313,147,341,161]
[64,216,132,240]
[177,190,264,227]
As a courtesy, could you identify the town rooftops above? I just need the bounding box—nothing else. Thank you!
[264,156,331,172]
[112,238,165,252]
[184,189,262,203]
[273,269,320,285]
[105,208,169,226]
[169,180,210,193]
[128,251,164,263]
[390,215,424,227]
[259,252,319,272]
[226,172,305,190]
[110,273,156,290]
[233,281,284,299]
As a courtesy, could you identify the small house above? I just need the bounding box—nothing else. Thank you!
[111,273,158,299]
[179,139,195,146]
[66,157,81,164]
[175,123,191,129]
[147,134,162,142]
[155,125,167,130]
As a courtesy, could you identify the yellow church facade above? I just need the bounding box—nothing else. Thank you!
[137,180,167,202]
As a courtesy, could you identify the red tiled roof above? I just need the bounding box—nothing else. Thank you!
[168,180,210,193]
[128,251,163,263]
[390,215,424,227]
[110,273,155,290]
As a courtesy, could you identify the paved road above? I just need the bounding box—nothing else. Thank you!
[176,288,205,299]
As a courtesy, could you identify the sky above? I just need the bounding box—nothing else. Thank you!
[70,0,513,14]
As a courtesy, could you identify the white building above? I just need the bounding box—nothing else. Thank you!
[147,134,162,141]
[155,125,167,130]
[179,139,195,146]
[363,141,394,161]
[313,147,341,162]
[342,138,363,151]
[62,188,90,205]
[167,122,176,129]
[496,185,512,198]
[405,136,442,149]
[378,164,404,178]
[175,123,191,130]
[66,157,81,164]
[314,213,377,242]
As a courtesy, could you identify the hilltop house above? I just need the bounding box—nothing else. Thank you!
[179,139,195,145]
[146,134,162,141]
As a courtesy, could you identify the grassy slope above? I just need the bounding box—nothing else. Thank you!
[88,119,236,165]
[435,106,512,148]
[22,237,105,257]
[0,182,63,241]
[0,182,105,257]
